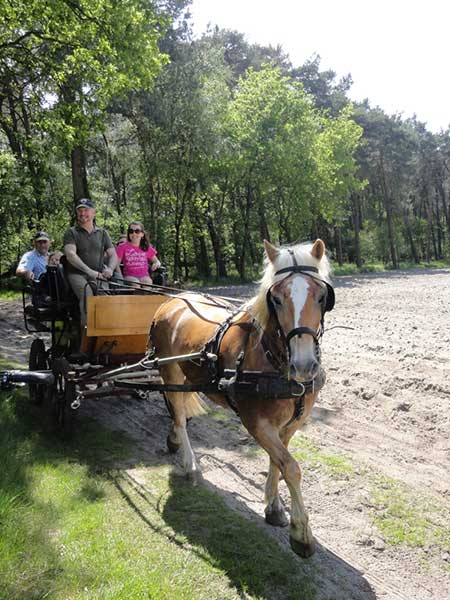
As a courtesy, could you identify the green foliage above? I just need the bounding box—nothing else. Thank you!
[1,0,169,147]
[2,8,450,279]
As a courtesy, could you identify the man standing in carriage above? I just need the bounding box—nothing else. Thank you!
[63,198,118,328]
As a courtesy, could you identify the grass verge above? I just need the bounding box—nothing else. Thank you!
[0,289,22,301]
[290,434,354,476]
[0,388,316,600]
[370,475,450,552]
[287,433,450,566]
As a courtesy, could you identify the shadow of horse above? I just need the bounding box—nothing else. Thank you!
[77,394,374,598]
[110,466,376,600]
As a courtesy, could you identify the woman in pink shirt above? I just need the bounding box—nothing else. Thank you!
[116,221,160,286]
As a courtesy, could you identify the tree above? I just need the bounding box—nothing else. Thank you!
[0,0,168,204]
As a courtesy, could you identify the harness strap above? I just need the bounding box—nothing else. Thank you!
[287,248,299,267]
[275,265,319,276]
[220,322,253,414]
[286,326,318,345]
[203,309,249,382]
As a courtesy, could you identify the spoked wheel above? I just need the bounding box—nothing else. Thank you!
[51,357,76,436]
[29,338,48,405]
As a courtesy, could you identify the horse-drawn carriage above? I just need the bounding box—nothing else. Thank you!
[1,239,335,558]
[5,261,186,431]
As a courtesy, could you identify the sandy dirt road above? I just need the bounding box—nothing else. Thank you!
[1,268,450,599]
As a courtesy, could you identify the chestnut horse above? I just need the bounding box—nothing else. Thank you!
[150,239,334,557]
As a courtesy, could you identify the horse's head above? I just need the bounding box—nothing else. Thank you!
[262,239,334,383]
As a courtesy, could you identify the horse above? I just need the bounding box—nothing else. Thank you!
[150,238,334,558]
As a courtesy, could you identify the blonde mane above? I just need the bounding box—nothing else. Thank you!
[244,241,332,329]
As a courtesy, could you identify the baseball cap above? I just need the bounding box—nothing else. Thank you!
[76,198,95,209]
[34,231,50,241]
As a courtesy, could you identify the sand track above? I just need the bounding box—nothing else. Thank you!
[2,268,449,599]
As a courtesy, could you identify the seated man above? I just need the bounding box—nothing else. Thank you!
[16,231,52,283]
[63,198,118,328]
[16,231,56,310]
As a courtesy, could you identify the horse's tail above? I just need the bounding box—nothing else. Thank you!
[184,392,207,418]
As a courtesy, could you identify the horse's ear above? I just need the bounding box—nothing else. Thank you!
[311,239,325,260]
[263,239,279,264]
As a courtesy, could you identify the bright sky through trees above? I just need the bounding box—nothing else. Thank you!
[189,0,449,132]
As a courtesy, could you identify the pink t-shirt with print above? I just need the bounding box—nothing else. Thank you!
[116,242,157,278]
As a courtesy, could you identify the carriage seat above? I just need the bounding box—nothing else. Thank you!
[24,264,78,322]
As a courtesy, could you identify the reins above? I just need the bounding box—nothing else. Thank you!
[105,277,243,311]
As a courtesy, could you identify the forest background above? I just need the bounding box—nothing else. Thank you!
[1,0,449,283]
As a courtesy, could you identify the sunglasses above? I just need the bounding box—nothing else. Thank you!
[128,228,142,234]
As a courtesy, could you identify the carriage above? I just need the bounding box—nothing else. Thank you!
[3,262,186,433]
[1,239,335,558]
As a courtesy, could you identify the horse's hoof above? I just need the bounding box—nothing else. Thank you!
[166,434,181,454]
[289,535,316,558]
[265,509,289,528]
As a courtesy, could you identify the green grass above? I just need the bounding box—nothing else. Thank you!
[0,388,317,600]
[0,355,25,370]
[290,434,354,476]
[333,259,450,277]
[0,289,22,300]
[287,433,450,562]
[370,475,450,551]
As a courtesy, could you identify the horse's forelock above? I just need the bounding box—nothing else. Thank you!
[245,241,332,328]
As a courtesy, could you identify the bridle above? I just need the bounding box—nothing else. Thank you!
[266,254,335,361]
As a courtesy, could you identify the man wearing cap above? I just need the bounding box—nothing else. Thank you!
[63,198,118,327]
[16,231,52,282]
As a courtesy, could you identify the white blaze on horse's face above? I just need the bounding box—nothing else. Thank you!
[274,274,322,382]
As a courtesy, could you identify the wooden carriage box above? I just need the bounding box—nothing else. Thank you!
[81,294,168,360]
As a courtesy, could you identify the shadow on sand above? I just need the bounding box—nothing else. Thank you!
[110,465,376,600]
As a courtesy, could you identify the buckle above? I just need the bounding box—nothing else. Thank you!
[291,382,305,397]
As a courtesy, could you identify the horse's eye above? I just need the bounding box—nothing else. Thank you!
[272,295,282,307]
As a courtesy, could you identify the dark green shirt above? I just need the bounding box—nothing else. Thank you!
[63,224,114,275]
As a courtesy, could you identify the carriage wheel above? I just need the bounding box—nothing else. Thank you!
[51,357,76,436]
[29,338,48,405]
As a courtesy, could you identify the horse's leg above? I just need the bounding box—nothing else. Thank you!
[249,421,315,558]
[159,363,203,483]
[264,457,288,527]
[264,424,301,527]
[164,391,181,454]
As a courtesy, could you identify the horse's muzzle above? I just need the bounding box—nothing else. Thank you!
[289,358,320,383]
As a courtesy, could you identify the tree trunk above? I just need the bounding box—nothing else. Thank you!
[102,134,122,215]
[71,145,89,205]
[238,186,252,280]
[404,221,419,264]
[256,192,270,242]
[378,152,398,268]
[350,193,362,268]
[333,225,343,265]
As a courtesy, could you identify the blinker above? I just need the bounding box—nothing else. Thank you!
[324,282,335,313]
